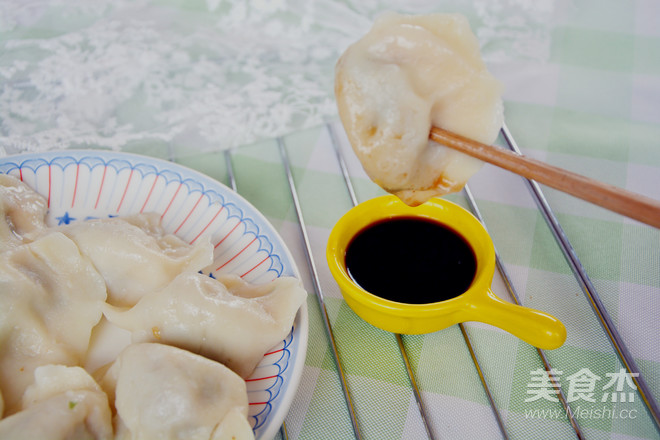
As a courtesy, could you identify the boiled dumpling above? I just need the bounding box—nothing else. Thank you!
[0,174,48,252]
[2,233,108,355]
[98,343,254,440]
[103,272,307,378]
[335,12,504,205]
[0,365,113,439]
[21,365,105,407]
[0,232,107,415]
[58,213,213,307]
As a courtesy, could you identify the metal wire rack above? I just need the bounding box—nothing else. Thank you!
[208,121,659,440]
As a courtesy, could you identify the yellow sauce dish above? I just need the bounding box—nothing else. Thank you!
[326,195,566,350]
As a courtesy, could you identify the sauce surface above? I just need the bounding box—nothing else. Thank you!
[345,217,476,304]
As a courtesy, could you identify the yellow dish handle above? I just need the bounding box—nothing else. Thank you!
[466,289,567,350]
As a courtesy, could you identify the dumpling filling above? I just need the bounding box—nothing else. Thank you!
[335,12,504,205]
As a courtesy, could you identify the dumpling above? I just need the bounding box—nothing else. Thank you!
[0,232,107,415]
[57,213,213,307]
[21,365,105,407]
[98,343,254,440]
[103,272,307,378]
[0,365,113,440]
[335,12,504,205]
[0,174,48,252]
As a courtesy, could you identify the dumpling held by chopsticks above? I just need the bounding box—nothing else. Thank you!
[335,12,504,205]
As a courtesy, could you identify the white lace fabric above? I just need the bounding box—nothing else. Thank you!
[0,0,552,156]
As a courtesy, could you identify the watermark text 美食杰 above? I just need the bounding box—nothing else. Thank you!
[525,367,639,404]
[523,367,639,420]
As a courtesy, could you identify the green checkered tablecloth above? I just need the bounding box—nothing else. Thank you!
[1,1,659,439]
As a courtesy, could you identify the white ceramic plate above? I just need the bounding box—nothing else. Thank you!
[0,150,308,440]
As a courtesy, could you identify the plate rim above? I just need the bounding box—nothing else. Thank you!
[0,149,309,440]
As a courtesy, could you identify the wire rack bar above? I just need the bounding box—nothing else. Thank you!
[500,124,660,433]
[327,122,436,439]
[327,121,359,206]
[277,137,363,439]
[328,122,514,440]
[462,185,585,440]
[223,148,290,440]
[395,334,437,440]
[457,320,510,440]
[224,149,238,191]
[221,122,657,438]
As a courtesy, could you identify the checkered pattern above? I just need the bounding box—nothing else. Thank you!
[169,3,660,438]
[173,120,659,440]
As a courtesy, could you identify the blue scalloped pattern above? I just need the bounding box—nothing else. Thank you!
[248,328,295,430]
[0,154,284,280]
[0,152,298,437]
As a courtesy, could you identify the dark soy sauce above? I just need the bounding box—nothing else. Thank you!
[345,217,477,304]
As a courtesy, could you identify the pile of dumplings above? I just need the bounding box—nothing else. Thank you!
[0,174,307,440]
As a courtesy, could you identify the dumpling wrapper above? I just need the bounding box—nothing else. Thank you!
[0,174,48,252]
[98,343,254,440]
[335,12,504,205]
[0,365,113,440]
[103,272,307,378]
[58,213,213,307]
[0,233,107,415]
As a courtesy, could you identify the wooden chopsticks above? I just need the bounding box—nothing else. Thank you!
[430,127,660,228]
